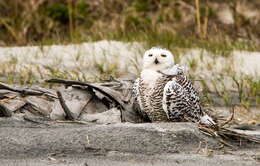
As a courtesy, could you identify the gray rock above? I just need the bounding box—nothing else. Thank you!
[1,152,259,166]
[1,118,260,166]
[0,120,221,158]
[80,108,121,124]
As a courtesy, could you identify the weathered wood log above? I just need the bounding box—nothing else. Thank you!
[0,82,43,96]
[56,91,75,120]
[0,103,12,117]
[0,82,57,99]
[46,79,124,109]
[46,78,90,86]
[46,78,148,123]
[0,79,148,123]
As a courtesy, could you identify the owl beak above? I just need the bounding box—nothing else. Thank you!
[154,58,159,64]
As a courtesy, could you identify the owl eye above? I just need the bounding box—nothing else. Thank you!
[148,54,153,57]
[161,54,167,57]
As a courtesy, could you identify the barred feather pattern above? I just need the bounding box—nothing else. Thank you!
[133,77,169,122]
[162,74,202,122]
[149,76,170,121]
[133,72,216,126]
[132,78,149,120]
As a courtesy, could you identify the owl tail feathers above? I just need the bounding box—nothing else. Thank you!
[199,114,217,127]
[198,107,260,147]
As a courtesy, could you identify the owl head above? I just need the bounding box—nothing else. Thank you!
[142,47,174,71]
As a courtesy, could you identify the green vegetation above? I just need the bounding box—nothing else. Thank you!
[0,0,260,109]
[0,0,259,52]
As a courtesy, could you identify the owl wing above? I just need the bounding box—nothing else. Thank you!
[162,74,216,126]
[132,78,150,121]
[132,78,142,108]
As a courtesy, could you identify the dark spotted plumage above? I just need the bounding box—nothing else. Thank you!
[162,74,204,123]
[134,77,169,121]
[133,67,216,126]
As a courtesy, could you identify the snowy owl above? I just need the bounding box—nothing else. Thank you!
[133,47,216,126]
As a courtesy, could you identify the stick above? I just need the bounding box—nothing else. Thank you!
[56,91,75,120]
[46,78,123,108]
[0,82,43,96]
[0,103,12,117]
[219,105,235,127]
[23,115,50,126]
[55,120,89,125]
[80,96,94,113]
[46,79,90,87]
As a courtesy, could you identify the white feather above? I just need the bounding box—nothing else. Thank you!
[200,114,216,125]
[162,64,189,75]
[141,69,162,89]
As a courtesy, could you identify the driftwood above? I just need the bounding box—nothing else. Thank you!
[0,103,12,117]
[0,82,44,96]
[56,91,75,120]
[46,79,123,107]
[46,78,146,123]
[0,79,145,123]
[0,82,57,99]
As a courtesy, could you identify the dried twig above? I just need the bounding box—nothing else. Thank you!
[46,79,89,87]
[0,82,56,99]
[56,91,75,120]
[198,111,260,148]
[23,115,50,126]
[219,105,235,127]
[80,96,94,114]
[0,82,43,96]
[198,124,235,148]
[55,120,89,125]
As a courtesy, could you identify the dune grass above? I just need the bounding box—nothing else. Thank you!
[0,0,259,108]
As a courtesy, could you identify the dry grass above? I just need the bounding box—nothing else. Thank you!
[0,0,259,109]
[0,0,259,52]
[0,43,259,110]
